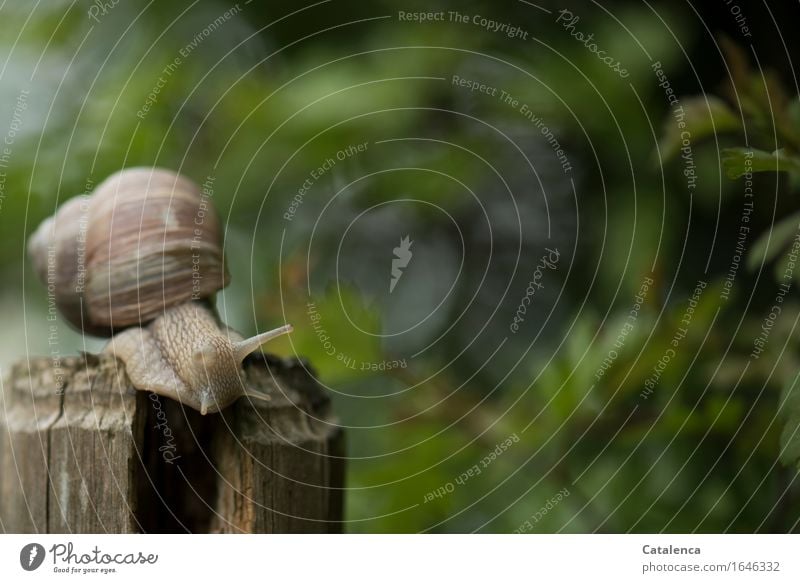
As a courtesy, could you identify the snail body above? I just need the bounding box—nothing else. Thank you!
[29,167,292,414]
[104,301,292,415]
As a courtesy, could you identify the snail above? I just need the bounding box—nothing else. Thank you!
[28,167,293,414]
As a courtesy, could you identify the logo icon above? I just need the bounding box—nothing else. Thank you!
[389,235,413,293]
[20,543,45,571]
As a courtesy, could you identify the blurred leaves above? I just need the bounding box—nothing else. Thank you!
[682,39,800,481]
[3,0,800,533]
[722,148,800,179]
[288,282,384,385]
[659,97,740,162]
[746,211,800,271]
[780,374,800,470]
[721,35,800,153]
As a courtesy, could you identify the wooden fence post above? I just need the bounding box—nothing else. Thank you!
[0,353,343,533]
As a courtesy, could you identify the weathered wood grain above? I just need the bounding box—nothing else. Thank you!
[0,354,343,533]
[211,359,345,533]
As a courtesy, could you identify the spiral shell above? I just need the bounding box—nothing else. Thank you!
[28,167,230,336]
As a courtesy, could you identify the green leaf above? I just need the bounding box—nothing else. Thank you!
[746,211,800,271]
[289,283,385,384]
[721,148,800,179]
[780,374,800,470]
[658,96,740,162]
[789,97,800,130]
[772,238,800,286]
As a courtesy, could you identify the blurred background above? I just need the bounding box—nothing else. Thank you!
[2,0,800,532]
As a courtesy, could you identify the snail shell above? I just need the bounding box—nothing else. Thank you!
[28,167,230,336]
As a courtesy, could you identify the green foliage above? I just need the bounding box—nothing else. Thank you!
[672,40,800,479]
[659,97,740,162]
[780,374,800,470]
[746,211,800,272]
[721,148,800,179]
[3,0,800,533]
[288,283,384,384]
